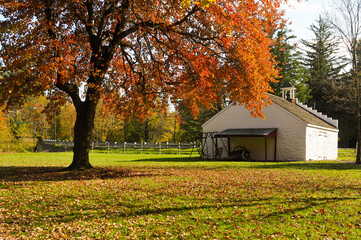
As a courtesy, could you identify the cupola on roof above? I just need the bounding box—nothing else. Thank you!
[280,83,296,100]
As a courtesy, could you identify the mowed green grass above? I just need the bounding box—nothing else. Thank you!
[0,149,361,239]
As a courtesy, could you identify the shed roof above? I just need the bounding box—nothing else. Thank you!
[202,94,338,130]
[269,94,337,130]
[280,83,296,89]
[215,128,277,137]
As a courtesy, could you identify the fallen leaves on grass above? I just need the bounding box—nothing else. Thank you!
[1,166,361,239]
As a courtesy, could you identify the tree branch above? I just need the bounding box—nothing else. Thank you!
[55,78,82,108]
[171,6,200,27]
[85,0,99,53]
[44,0,57,40]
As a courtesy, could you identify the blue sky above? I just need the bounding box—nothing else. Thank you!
[282,0,350,56]
[282,0,331,42]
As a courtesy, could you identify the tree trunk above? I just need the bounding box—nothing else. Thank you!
[124,120,127,142]
[356,60,361,164]
[353,46,361,164]
[144,118,149,142]
[357,114,361,164]
[66,101,97,170]
[357,141,361,164]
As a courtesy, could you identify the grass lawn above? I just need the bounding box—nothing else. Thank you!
[0,149,361,239]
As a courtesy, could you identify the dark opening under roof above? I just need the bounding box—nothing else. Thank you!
[215,128,277,137]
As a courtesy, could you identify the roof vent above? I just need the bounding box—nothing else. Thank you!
[280,83,296,103]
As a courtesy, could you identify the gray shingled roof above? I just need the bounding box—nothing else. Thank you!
[215,128,277,137]
[269,94,337,129]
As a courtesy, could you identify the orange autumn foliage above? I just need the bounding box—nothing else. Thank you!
[0,0,287,117]
[0,0,291,168]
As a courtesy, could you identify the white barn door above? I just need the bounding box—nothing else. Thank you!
[318,131,327,160]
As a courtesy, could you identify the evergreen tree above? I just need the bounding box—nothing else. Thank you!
[271,25,310,102]
[302,16,348,113]
[302,16,353,147]
[177,104,219,142]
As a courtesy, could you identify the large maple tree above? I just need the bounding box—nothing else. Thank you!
[0,0,286,169]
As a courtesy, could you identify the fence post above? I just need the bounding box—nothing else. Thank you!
[159,142,162,154]
[134,142,137,154]
[107,142,110,154]
[124,142,126,154]
[140,142,143,154]
[357,142,358,155]
[91,142,94,154]
[178,142,180,155]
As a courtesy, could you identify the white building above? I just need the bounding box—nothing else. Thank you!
[202,86,338,161]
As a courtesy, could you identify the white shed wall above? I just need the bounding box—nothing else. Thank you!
[305,126,338,160]
[202,103,307,161]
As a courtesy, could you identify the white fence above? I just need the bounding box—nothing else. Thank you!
[43,140,200,155]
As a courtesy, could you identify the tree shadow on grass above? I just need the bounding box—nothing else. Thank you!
[9,197,269,225]
[10,195,360,226]
[116,156,205,163]
[0,167,156,182]
[259,196,361,221]
[250,161,361,171]
[117,156,361,171]
[123,196,360,222]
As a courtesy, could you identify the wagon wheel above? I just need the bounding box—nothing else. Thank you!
[232,146,245,153]
[241,148,250,161]
[232,146,250,161]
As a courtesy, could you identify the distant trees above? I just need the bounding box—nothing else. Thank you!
[302,16,348,113]
[21,96,50,139]
[177,104,219,142]
[0,101,39,152]
[0,97,184,147]
[326,0,361,163]
[90,100,180,143]
[7,96,51,140]
[58,104,76,141]
[121,111,177,143]
[267,15,358,149]
[302,16,353,147]
[1,92,222,146]
[0,107,14,152]
[270,25,310,102]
